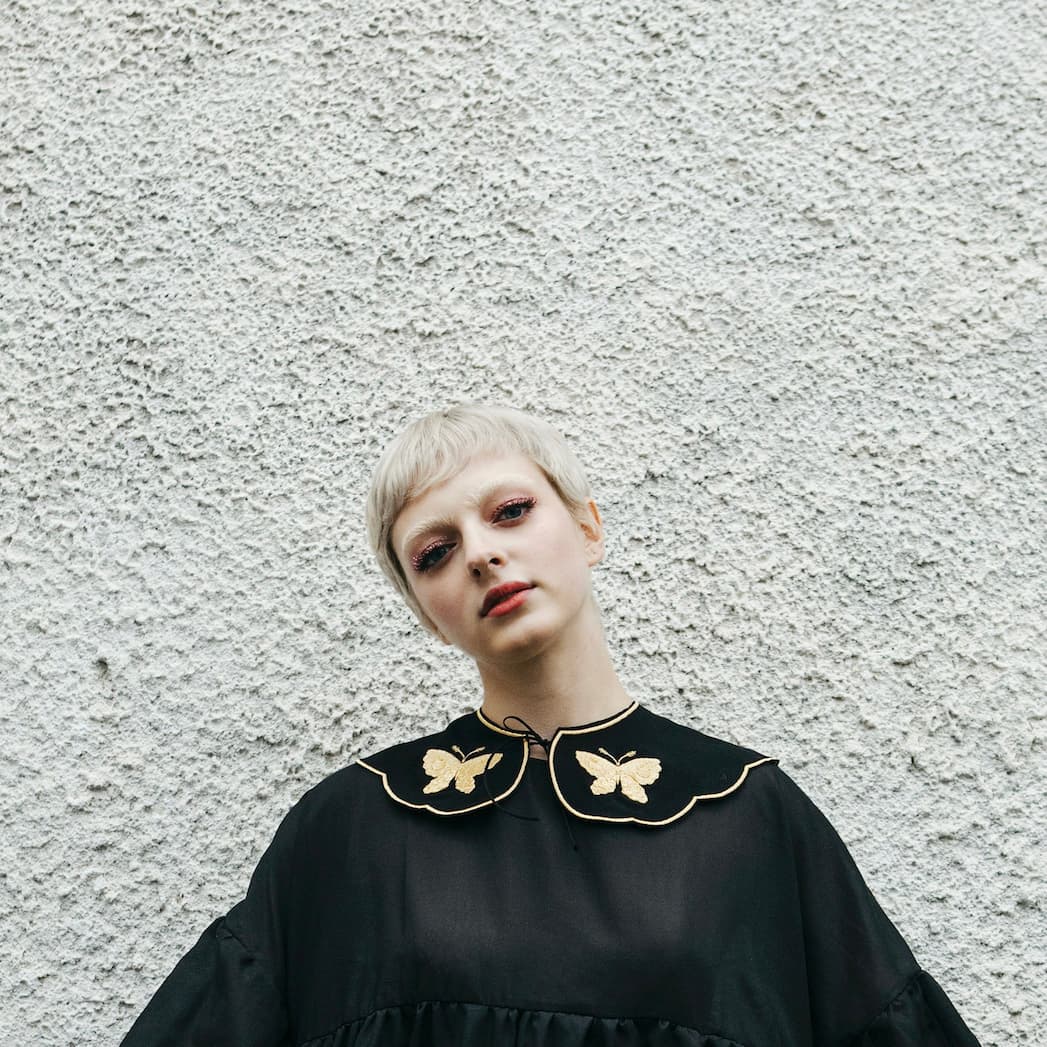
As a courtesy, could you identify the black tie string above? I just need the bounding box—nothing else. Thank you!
[480,748,539,822]
[488,715,579,852]
[500,715,552,757]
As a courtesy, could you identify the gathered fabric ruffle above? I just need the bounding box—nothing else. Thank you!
[298,1000,748,1047]
[849,970,981,1047]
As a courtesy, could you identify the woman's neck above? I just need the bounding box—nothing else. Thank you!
[475,607,632,745]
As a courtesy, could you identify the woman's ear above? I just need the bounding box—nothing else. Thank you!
[579,498,605,567]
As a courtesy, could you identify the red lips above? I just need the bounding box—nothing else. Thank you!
[481,582,534,617]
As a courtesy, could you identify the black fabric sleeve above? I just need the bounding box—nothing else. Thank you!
[774,769,981,1047]
[847,970,982,1047]
[119,797,304,1047]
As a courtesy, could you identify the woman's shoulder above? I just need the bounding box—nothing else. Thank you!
[637,705,776,770]
[291,758,379,818]
[280,715,482,817]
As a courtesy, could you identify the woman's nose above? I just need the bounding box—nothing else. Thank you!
[468,550,504,575]
[464,532,505,575]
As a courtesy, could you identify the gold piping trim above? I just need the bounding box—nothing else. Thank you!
[357,741,528,816]
[546,745,778,826]
[475,699,640,738]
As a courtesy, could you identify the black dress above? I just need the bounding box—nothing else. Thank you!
[120,701,982,1046]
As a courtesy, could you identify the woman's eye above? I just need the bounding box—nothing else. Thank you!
[495,497,536,522]
[413,543,450,572]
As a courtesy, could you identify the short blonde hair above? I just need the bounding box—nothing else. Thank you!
[366,403,594,632]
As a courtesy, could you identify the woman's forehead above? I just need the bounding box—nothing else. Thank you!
[410,451,546,505]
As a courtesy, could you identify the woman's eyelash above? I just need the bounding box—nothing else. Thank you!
[494,496,536,521]
[411,497,537,573]
[411,536,449,572]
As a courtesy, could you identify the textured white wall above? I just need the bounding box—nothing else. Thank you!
[2,1,1044,1043]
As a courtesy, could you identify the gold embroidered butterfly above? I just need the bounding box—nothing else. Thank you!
[422,745,503,794]
[575,748,662,804]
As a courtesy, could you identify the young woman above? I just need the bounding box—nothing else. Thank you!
[121,403,982,1046]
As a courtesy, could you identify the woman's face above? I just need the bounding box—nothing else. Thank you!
[391,451,604,665]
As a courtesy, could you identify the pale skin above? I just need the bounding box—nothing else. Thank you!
[391,451,634,759]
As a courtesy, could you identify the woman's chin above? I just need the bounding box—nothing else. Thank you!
[472,619,563,666]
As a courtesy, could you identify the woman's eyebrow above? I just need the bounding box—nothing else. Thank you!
[401,477,533,550]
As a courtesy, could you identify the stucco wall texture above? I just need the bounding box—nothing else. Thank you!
[1,1,1043,1043]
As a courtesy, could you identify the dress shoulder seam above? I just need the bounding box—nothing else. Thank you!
[844,968,925,1046]
[216,915,285,1001]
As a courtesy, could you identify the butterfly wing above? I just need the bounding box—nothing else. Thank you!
[618,757,662,803]
[422,748,461,794]
[575,750,620,796]
[454,751,502,794]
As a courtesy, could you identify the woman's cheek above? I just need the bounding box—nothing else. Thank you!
[428,589,465,628]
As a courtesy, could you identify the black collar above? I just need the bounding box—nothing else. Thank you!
[358,702,777,827]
